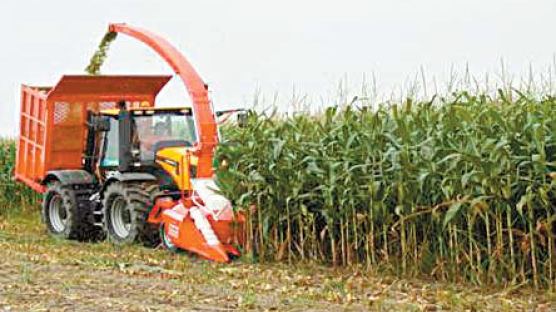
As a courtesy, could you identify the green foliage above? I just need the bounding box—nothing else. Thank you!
[217,91,556,288]
[0,139,39,216]
[85,31,118,75]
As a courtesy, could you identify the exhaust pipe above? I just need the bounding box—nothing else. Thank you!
[118,100,133,172]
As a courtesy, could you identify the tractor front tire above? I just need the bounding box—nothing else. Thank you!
[42,182,92,240]
[103,182,160,246]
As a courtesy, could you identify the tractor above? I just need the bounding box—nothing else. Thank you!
[15,24,244,262]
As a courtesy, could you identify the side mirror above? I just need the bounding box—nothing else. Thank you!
[237,112,248,128]
[96,117,111,132]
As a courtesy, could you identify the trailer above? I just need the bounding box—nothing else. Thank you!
[16,75,168,192]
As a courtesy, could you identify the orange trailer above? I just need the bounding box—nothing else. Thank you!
[16,75,170,192]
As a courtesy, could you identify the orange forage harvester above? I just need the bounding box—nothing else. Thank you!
[15,23,245,263]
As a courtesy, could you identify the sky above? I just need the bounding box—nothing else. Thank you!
[1,0,556,136]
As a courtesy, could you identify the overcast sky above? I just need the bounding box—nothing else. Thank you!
[1,0,555,136]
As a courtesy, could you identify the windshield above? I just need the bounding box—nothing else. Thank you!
[133,111,197,162]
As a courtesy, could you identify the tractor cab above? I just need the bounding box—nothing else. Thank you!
[95,106,200,192]
[98,107,197,165]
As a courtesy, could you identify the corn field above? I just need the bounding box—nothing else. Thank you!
[0,139,39,215]
[216,90,556,288]
[1,91,555,289]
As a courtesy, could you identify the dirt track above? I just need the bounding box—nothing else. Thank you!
[0,213,554,311]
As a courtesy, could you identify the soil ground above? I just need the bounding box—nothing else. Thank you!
[0,212,554,311]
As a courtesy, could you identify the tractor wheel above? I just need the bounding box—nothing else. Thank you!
[102,182,160,246]
[42,182,96,240]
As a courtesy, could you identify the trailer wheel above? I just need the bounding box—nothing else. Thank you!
[42,182,91,240]
[103,182,160,246]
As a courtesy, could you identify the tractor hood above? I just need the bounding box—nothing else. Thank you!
[155,146,198,191]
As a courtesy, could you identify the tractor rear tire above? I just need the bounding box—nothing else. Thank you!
[102,182,160,246]
[42,182,97,241]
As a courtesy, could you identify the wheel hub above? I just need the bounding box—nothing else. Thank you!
[110,196,132,239]
[49,194,68,233]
